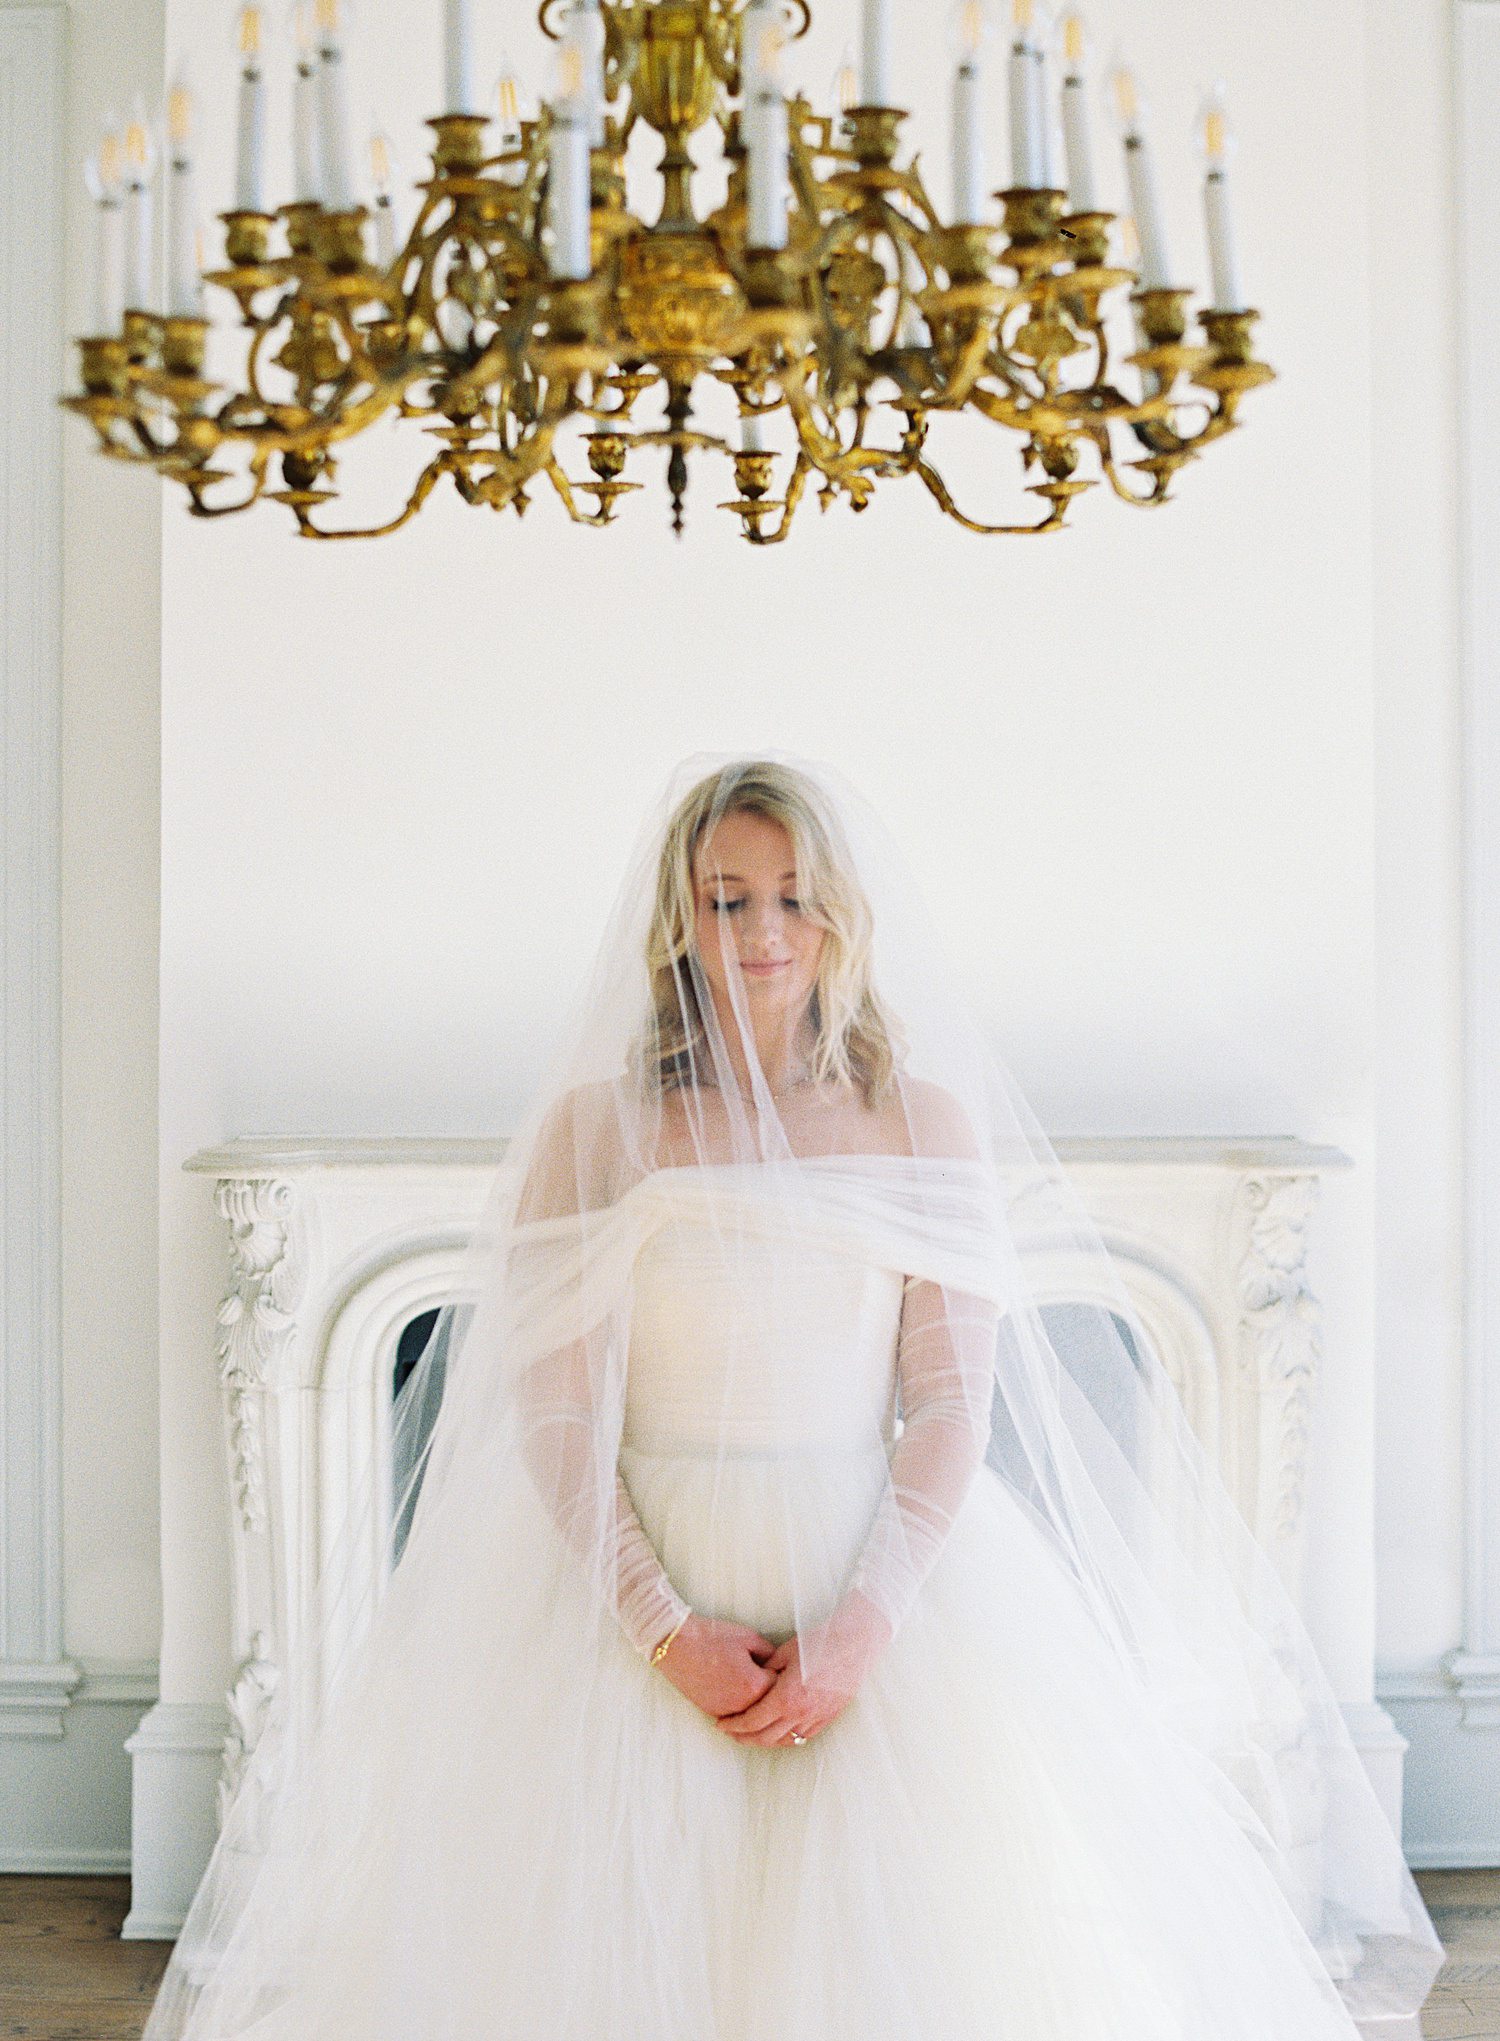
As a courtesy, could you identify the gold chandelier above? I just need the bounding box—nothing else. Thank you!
[62,0,1276,542]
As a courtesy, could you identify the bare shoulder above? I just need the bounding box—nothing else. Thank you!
[538,1078,615,1139]
[897,1076,983,1161]
[517,1079,629,1220]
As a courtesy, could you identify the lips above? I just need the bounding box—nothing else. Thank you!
[740,960,791,977]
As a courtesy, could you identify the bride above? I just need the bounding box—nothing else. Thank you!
[144,752,1442,2041]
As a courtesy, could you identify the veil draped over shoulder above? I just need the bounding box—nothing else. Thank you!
[144,751,1441,2041]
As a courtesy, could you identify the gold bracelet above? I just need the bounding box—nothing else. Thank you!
[650,1613,690,1666]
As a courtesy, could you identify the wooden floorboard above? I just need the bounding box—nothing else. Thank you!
[0,1869,1494,2038]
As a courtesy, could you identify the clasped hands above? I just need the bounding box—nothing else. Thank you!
[655,1590,895,1748]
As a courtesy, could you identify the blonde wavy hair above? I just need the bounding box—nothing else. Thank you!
[635,761,908,1108]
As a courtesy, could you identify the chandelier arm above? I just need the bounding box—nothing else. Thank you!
[545,456,639,526]
[184,449,275,518]
[1142,397,1236,457]
[1087,427,1175,507]
[545,457,592,521]
[119,407,175,464]
[223,374,423,458]
[733,449,812,546]
[286,450,463,539]
[928,316,1007,413]
[914,455,1071,536]
[777,360,910,504]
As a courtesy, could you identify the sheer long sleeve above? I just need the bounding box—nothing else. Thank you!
[844,1273,1000,1637]
[518,1330,693,1662]
[510,1090,693,1663]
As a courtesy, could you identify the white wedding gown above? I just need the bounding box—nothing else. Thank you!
[217,1168,1373,2041]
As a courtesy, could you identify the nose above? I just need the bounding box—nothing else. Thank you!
[741,898,787,954]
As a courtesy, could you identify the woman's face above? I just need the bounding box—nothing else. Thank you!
[691,810,826,1033]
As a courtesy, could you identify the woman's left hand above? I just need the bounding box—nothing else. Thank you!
[714,1590,894,1747]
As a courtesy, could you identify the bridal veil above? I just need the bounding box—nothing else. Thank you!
[143,749,1442,2040]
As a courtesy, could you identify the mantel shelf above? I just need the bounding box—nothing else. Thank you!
[184,1132,1352,1177]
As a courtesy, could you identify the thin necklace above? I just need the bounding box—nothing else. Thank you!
[767,1068,817,1100]
[711,1064,818,1102]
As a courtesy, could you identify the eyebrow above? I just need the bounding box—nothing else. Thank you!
[701,872,799,885]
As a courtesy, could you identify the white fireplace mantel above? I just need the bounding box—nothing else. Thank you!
[130,1131,1405,1941]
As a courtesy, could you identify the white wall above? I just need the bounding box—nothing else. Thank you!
[36,0,1482,1887]
[0,0,163,1872]
[61,0,165,1675]
[1368,0,1465,1685]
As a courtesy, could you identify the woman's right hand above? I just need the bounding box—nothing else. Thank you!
[654,1613,778,1720]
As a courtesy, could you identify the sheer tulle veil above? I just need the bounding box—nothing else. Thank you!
[144,748,1441,2040]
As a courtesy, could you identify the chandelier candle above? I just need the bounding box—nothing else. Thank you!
[291,7,324,203]
[1007,0,1042,189]
[548,46,591,280]
[121,104,154,312]
[1112,64,1170,288]
[314,0,356,211]
[445,0,476,113]
[1199,91,1242,311]
[496,63,525,183]
[951,4,986,227]
[370,132,397,264]
[166,79,200,317]
[1058,11,1097,214]
[84,130,125,335]
[1030,7,1055,192]
[861,0,891,107]
[741,0,778,96]
[746,11,790,250]
[232,6,267,212]
[574,0,607,146]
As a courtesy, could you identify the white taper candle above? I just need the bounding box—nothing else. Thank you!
[84,129,125,332]
[291,3,325,202]
[1199,93,1243,309]
[1112,65,1170,286]
[165,78,200,317]
[745,7,789,249]
[370,131,396,264]
[1007,0,1041,187]
[1030,5,1055,189]
[445,0,475,113]
[574,0,606,146]
[861,0,892,107]
[496,61,525,183]
[548,45,591,278]
[1058,12,1096,212]
[315,0,356,211]
[122,103,155,310]
[233,6,268,210]
[951,3,987,225]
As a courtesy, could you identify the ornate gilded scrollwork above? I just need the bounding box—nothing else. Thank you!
[62,0,1273,542]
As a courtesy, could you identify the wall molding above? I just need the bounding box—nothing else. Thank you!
[1380,1662,1500,1866]
[0,1657,157,1874]
[0,0,71,1732]
[1449,0,1500,1734]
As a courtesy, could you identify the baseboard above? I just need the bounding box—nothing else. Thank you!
[1343,1700,1410,1842]
[123,1701,227,1941]
[0,1659,157,1873]
[0,1843,135,1873]
[1380,1667,1500,1867]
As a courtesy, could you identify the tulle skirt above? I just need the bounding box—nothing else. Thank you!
[210,1445,1367,2041]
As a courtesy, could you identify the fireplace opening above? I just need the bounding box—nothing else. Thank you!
[391,1305,465,1564]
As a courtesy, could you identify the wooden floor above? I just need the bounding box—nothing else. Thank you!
[0,1869,1495,2039]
